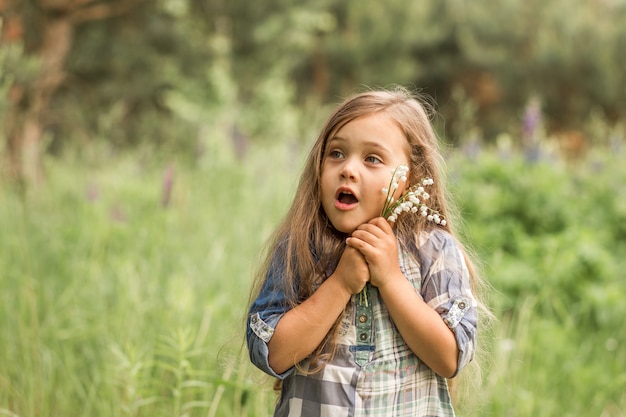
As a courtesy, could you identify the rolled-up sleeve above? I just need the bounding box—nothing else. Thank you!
[246,251,296,379]
[247,311,289,378]
[418,230,478,377]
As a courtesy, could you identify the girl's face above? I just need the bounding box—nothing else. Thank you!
[320,112,410,234]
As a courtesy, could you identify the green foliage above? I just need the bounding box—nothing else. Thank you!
[451,151,626,324]
[5,0,625,156]
[456,0,626,130]
[56,3,203,150]
[1,137,625,416]
[449,150,626,415]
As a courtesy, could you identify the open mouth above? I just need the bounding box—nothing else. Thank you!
[336,191,358,205]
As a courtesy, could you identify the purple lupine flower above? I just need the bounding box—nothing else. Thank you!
[162,165,174,208]
[522,98,541,141]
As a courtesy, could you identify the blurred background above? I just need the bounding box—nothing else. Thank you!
[1,0,625,416]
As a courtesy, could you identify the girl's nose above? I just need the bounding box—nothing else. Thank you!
[340,160,358,181]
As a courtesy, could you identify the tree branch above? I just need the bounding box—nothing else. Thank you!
[70,0,143,24]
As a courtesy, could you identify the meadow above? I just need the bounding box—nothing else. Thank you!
[1,136,625,416]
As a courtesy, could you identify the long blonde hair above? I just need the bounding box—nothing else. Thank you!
[250,86,491,381]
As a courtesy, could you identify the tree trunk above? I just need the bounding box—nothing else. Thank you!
[311,37,329,100]
[2,0,142,185]
[2,1,73,185]
[21,14,73,184]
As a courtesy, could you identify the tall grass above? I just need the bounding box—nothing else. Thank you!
[0,142,297,416]
[1,141,625,416]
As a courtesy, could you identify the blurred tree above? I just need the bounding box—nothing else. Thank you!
[61,2,204,149]
[1,0,144,184]
[1,0,624,180]
[454,0,626,141]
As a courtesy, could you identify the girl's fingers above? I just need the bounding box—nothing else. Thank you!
[351,219,391,242]
[350,226,377,242]
[344,236,363,251]
[368,217,393,234]
[349,224,395,256]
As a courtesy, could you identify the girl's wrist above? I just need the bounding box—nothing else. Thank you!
[327,272,358,300]
[371,268,404,291]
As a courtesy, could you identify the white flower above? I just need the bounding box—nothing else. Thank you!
[380,166,446,228]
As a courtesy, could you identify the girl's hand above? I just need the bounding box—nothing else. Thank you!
[267,245,367,374]
[346,218,461,378]
[332,245,370,295]
[346,217,402,288]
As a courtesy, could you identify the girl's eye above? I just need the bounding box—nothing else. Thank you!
[365,155,382,164]
[328,150,344,159]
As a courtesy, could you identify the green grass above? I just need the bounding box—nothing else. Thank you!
[0,144,295,416]
[1,143,625,416]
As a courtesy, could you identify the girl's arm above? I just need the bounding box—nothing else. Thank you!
[347,218,459,378]
[267,246,369,374]
[376,272,459,378]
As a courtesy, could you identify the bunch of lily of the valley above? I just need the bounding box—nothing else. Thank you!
[357,165,445,306]
[380,164,446,226]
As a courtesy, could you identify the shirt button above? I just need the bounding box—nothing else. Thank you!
[358,314,368,323]
[458,302,466,309]
[359,332,368,341]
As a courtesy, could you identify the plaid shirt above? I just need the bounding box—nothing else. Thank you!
[247,229,478,417]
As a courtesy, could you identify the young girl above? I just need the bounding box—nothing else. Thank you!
[247,87,485,416]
